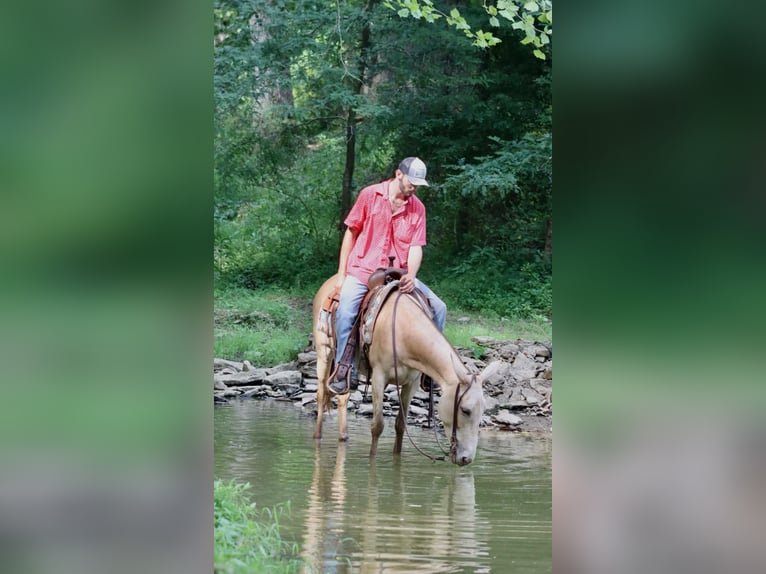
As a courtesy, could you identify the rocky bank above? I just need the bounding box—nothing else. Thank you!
[214,336,552,434]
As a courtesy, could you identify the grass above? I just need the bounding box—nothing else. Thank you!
[214,479,304,573]
[214,286,313,365]
[214,285,552,367]
[444,308,552,349]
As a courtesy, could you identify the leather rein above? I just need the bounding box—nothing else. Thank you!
[389,286,475,462]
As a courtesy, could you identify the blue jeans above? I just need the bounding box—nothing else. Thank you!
[334,275,447,369]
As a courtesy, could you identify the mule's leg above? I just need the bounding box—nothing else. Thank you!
[336,392,349,442]
[313,335,333,440]
[394,373,420,454]
[369,371,386,458]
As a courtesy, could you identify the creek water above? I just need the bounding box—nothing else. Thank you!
[215,399,551,573]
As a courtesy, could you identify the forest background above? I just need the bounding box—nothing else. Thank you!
[213,0,552,364]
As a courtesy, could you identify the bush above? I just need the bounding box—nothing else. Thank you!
[214,479,303,573]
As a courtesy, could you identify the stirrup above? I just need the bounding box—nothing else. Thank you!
[329,366,352,395]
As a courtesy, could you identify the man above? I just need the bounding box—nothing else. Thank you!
[329,157,447,395]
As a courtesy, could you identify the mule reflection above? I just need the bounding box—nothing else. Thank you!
[301,443,350,573]
[355,462,486,573]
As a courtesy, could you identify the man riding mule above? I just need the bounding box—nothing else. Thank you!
[312,271,500,465]
[327,157,447,396]
[311,157,500,465]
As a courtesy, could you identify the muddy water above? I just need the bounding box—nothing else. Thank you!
[215,400,551,573]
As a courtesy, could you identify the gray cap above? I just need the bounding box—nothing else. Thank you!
[398,157,429,186]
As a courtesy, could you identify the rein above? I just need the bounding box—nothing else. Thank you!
[390,287,473,463]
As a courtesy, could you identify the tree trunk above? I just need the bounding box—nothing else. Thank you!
[338,0,377,245]
[339,108,357,238]
[544,217,552,257]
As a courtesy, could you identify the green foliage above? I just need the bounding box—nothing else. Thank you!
[423,131,552,318]
[215,135,344,289]
[385,0,552,56]
[214,287,312,364]
[213,0,552,321]
[214,479,303,573]
[443,311,551,347]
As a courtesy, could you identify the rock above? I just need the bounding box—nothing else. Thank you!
[242,360,254,371]
[483,394,499,413]
[214,376,228,390]
[526,344,551,359]
[300,365,318,379]
[214,358,244,371]
[215,389,241,399]
[241,386,269,399]
[510,353,540,381]
[541,367,552,380]
[529,378,551,396]
[349,390,364,403]
[300,393,317,406]
[521,387,542,405]
[407,405,428,417]
[297,351,317,363]
[457,316,471,324]
[461,357,483,372]
[482,361,512,386]
[303,382,318,392]
[264,370,303,387]
[496,343,520,360]
[218,369,269,386]
[357,404,374,416]
[267,362,298,373]
[471,336,496,346]
[493,410,522,426]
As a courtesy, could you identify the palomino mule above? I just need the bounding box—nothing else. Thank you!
[312,274,500,465]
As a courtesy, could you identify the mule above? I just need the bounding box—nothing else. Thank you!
[312,274,500,465]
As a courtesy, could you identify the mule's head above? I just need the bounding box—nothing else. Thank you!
[438,360,502,466]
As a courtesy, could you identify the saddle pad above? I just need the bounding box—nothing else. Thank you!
[361,282,400,347]
[360,282,434,347]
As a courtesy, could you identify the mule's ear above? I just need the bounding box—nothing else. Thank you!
[450,352,469,377]
[478,360,503,384]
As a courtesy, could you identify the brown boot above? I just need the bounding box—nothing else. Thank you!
[329,365,351,395]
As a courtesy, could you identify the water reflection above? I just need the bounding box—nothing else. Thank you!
[215,400,551,573]
[300,443,489,573]
[301,443,349,573]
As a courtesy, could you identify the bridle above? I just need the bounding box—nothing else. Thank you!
[449,373,477,460]
[389,287,475,462]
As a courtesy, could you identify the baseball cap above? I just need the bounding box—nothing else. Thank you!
[398,157,429,186]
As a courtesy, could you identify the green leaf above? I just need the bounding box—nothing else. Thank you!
[489,16,500,27]
[533,49,546,59]
[450,8,460,19]
[398,8,410,17]
[524,1,539,11]
[498,9,517,21]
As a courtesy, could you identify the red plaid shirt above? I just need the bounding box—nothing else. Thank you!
[344,179,427,284]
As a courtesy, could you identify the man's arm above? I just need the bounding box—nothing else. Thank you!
[399,245,422,294]
[335,227,359,288]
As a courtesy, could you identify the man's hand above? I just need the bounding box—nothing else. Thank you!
[399,274,416,294]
